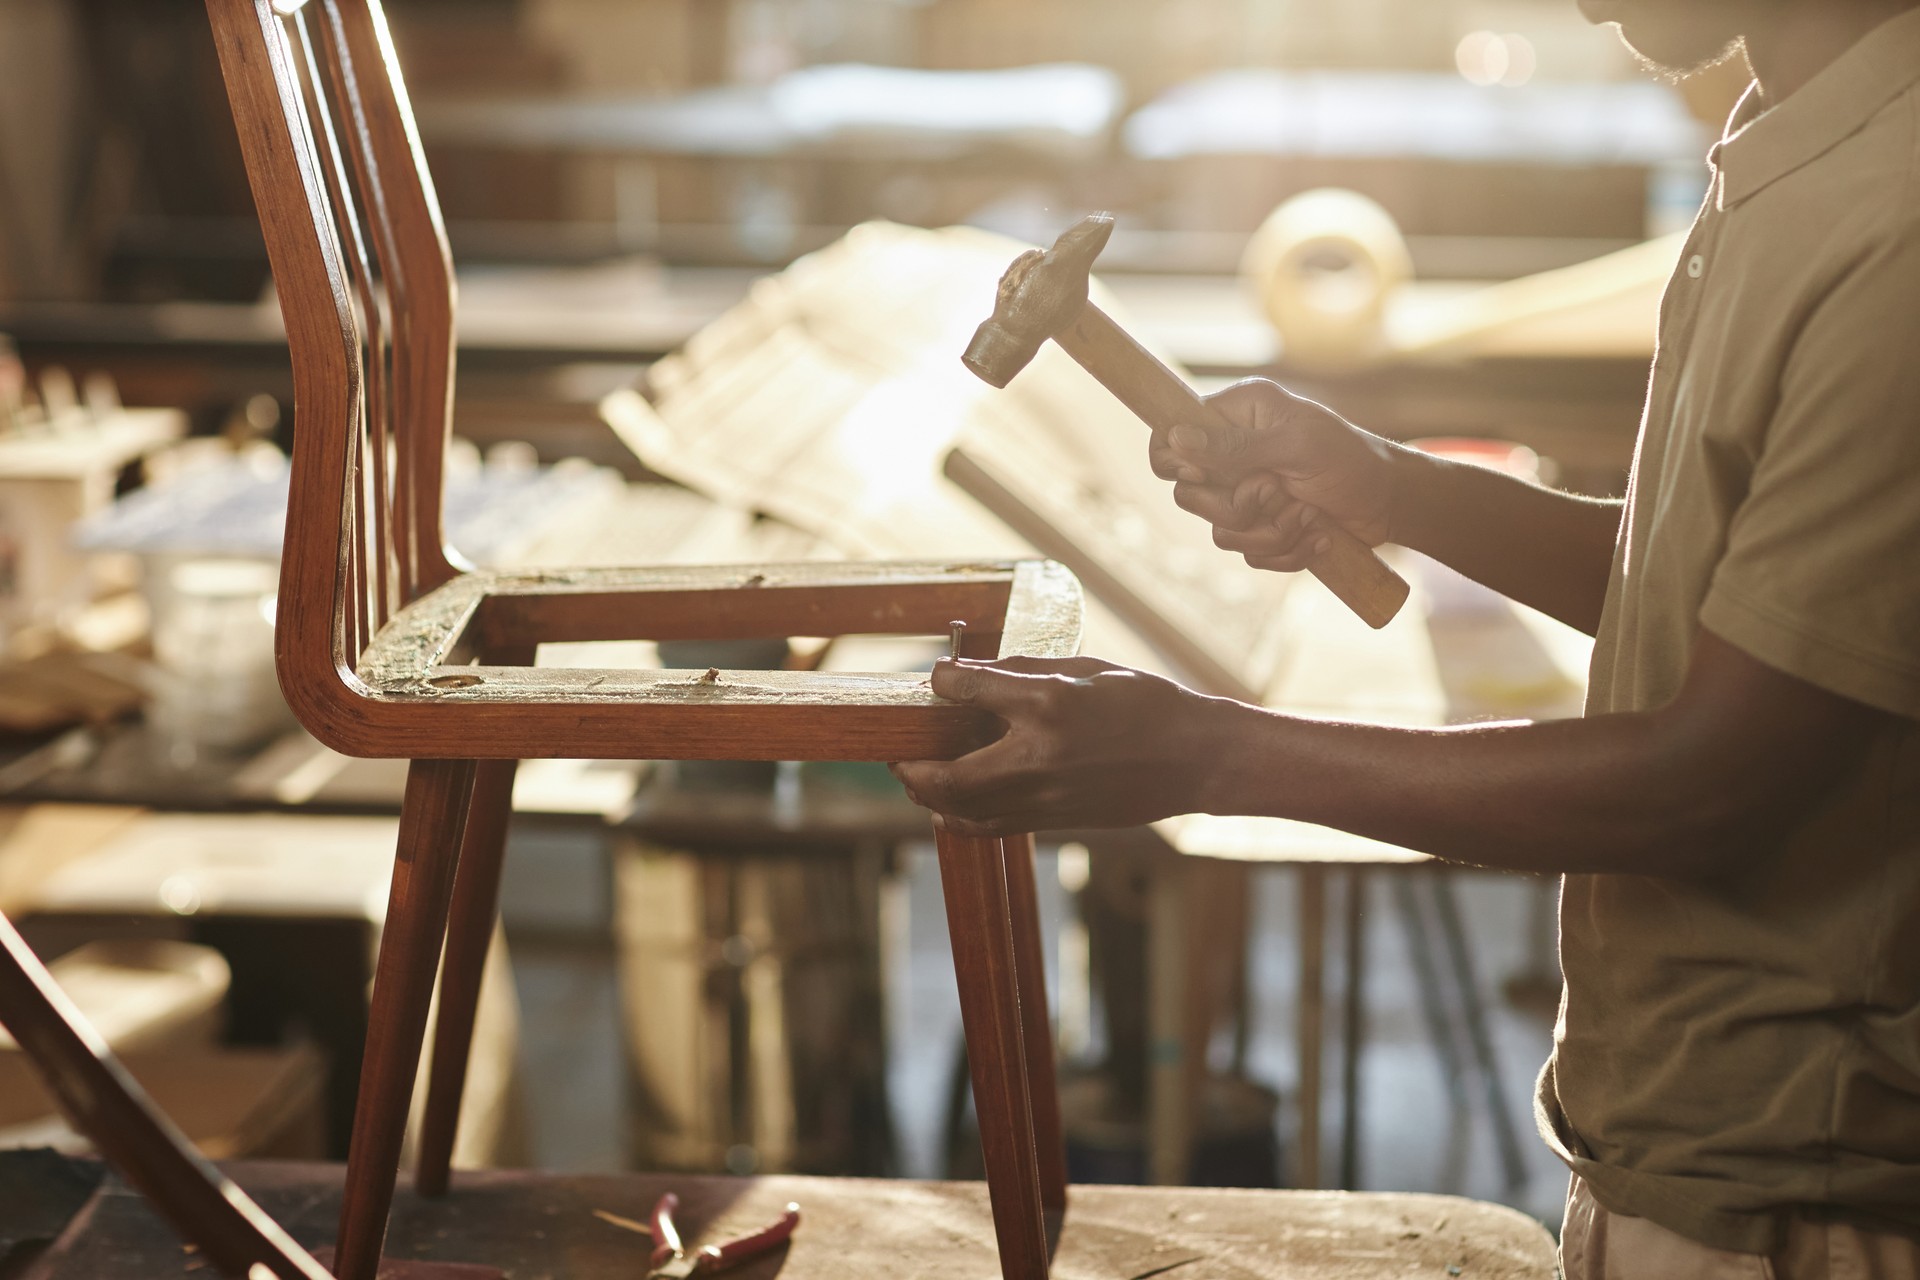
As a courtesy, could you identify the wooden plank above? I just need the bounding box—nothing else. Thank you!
[32,1161,1561,1279]
[349,667,1003,763]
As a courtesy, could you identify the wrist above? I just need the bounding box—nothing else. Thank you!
[1380,438,1438,550]
[1178,693,1282,817]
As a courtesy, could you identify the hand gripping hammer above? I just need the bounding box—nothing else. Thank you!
[961,213,1410,629]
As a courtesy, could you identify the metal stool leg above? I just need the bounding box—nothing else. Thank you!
[1338,868,1368,1190]
[1430,872,1529,1192]
[1294,865,1327,1188]
[1392,875,1470,1114]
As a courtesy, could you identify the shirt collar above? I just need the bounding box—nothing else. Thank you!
[1710,5,1920,210]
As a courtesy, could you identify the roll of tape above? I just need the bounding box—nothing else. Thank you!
[1241,189,1412,371]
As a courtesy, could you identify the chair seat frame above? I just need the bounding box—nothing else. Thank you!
[331,559,1078,761]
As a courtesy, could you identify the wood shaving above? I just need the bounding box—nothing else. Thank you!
[591,1208,654,1237]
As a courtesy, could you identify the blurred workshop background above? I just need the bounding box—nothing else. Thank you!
[0,0,1748,1238]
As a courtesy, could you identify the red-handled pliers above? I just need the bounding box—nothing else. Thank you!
[647,1193,801,1279]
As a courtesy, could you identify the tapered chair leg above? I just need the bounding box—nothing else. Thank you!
[935,821,1048,1280]
[415,757,520,1198]
[1000,832,1067,1216]
[333,759,478,1280]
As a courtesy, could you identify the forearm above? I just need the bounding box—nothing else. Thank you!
[1191,699,1743,878]
[901,631,1882,849]
[1385,443,1622,635]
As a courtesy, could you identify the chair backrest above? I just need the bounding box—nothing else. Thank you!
[206,0,459,699]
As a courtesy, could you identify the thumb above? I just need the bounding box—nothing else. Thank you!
[1174,379,1301,473]
[928,659,1049,715]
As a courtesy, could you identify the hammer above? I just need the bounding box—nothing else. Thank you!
[962,213,1410,630]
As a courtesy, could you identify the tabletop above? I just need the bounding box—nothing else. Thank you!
[24,1159,1560,1280]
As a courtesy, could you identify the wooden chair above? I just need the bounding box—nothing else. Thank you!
[202,1,1074,1276]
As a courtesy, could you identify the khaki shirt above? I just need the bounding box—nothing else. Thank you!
[1537,9,1920,1254]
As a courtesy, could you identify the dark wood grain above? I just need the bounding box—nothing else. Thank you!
[415,756,521,1200]
[334,759,475,1280]
[935,827,1048,1280]
[1001,833,1067,1217]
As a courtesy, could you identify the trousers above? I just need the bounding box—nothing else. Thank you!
[1560,1176,1920,1280]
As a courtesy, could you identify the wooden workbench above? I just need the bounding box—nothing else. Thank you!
[25,1160,1558,1279]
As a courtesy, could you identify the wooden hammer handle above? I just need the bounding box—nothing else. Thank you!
[1053,303,1410,630]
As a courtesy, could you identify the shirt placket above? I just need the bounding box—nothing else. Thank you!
[1647,165,1727,419]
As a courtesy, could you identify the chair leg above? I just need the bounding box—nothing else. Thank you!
[1000,832,1067,1215]
[334,759,477,1280]
[935,821,1048,1280]
[415,758,520,1198]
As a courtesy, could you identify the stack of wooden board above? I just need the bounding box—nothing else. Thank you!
[603,220,1305,697]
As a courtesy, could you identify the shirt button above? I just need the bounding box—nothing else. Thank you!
[1687,254,1706,278]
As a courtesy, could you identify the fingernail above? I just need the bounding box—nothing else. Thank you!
[1254,481,1278,506]
[1315,536,1332,555]
[1169,425,1206,452]
[1178,466,1206,483]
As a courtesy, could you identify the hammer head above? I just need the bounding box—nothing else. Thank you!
[962,213,1116,389]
